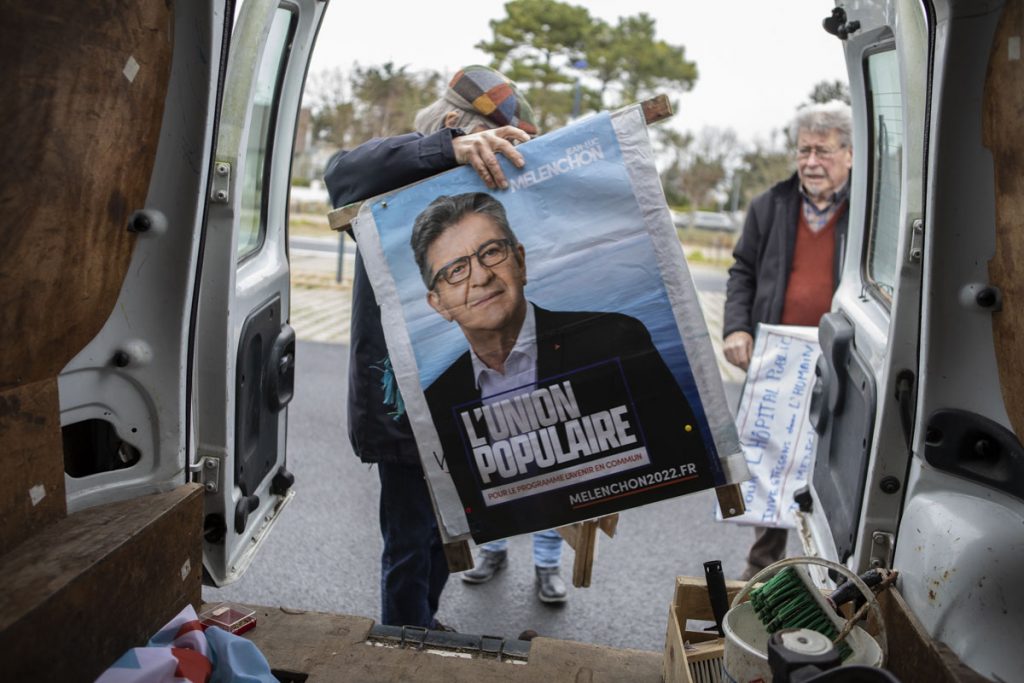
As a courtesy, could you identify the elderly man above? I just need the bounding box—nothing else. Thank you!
[324,66,535,629]
[412,192,709,553]
[722,100,853,579]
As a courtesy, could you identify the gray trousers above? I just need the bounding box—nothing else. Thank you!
[741,526,789,580]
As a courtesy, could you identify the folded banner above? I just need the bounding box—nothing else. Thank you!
[355,108,748,542]
[720,324,821,529]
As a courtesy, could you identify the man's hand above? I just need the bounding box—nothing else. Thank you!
[723,331,754,370]
[452,126,530,190]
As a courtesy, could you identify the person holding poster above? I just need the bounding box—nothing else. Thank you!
[324,65,539,628]
[723,101,852,579]
[410,191,711,544]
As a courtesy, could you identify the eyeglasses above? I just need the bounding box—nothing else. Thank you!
[796,145,846,160]
[429,238,514,289]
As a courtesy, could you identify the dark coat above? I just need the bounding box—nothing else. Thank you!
[424,305,715,541]
[323,128,463,464]
[723,173,847,337]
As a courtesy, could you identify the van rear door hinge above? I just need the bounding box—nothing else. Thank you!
[210,161,231,203]
[907,219,924,263]
[870,531,895,569]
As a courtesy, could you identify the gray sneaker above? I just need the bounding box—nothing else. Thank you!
[535,566,567,604]
[460,548,508,584]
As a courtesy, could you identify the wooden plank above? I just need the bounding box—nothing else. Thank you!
[640,94,674,125]
[0,0,173,388]
[672,575,746,630]
[0,484,204,683]
[0,379,67,551]
[556,514,616,552]
[878,589,990,683]
[983,0,1024,438]
[570,521,599,588]
[329,202,361,232]
[597,513,619,538]
[444,540,474,572]
[714,483,746,519]
[556,522,582,551]
[236,604,663,682]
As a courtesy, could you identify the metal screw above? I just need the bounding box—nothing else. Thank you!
[974,439,995,458]
[879,476,900,494]
[215,163,229,176]
[205,459,216,469]
[112,350,130,367]
[205,482,216,492]
[214,190,228,201]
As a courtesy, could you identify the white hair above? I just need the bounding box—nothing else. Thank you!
[790,100,852,148]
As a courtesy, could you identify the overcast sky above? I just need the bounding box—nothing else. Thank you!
[310,1,847,144]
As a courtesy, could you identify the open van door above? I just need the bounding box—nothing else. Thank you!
[801,2,1023,678]
[799,2,929,574]
[194,0,326,586]
[56,0,326,588]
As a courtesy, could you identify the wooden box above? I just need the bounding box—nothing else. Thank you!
[0,484,204,682]
[663,575,746,683]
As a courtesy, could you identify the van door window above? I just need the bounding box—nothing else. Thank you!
[237,8,295,260]
[864,48,903,301]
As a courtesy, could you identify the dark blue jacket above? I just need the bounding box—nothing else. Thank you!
[323,128,463,464]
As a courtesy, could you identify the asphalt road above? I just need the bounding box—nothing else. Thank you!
[203,269,799,652]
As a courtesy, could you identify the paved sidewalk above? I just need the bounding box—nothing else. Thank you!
[289,251,353,344]
[288,249,744,383]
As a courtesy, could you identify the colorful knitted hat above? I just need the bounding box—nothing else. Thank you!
[444,65,538,135]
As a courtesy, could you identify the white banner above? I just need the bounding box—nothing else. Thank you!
[720,324,820,529]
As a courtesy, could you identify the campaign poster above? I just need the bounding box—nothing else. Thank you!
[354,109,748,542]
[720,324,821,529]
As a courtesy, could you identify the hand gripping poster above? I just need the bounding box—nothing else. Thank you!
[354,108,749,543]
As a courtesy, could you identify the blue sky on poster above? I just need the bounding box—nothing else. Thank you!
[310,0,848,145]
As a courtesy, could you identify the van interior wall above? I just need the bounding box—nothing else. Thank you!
[984,0,1024,438]
[0,1,172,547]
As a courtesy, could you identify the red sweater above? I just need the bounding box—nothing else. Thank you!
[781,209,841,326]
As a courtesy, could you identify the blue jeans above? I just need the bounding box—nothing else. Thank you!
[377,462,449,627]
[482,529,563,568]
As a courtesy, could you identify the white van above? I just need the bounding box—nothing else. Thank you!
[797,3,1023,681]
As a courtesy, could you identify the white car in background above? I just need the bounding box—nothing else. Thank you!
[671,209,736,232]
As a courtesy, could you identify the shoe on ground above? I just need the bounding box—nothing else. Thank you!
[535,565,567,604]
[460,548,508,584]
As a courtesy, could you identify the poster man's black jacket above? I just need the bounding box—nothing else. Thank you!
[423,305,711,541]
[323,128,463,465]
[723,172,847,338]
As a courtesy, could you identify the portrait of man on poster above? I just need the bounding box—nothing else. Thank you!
[409,191,713,539]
